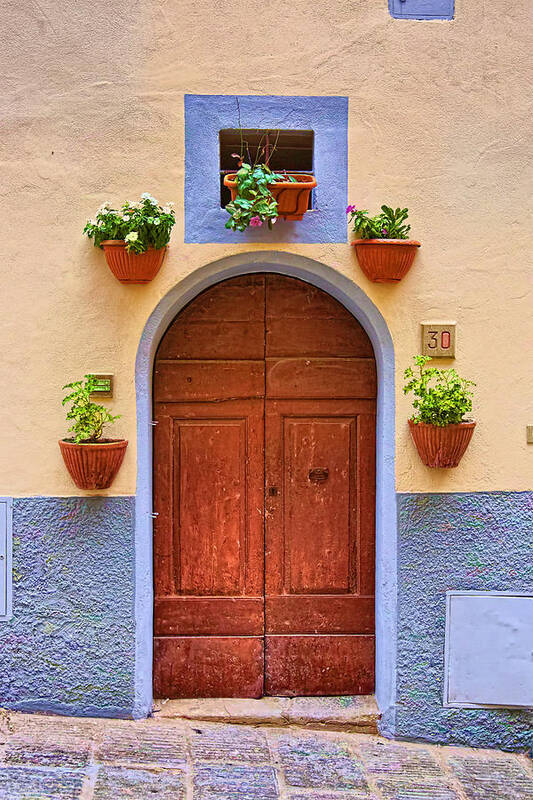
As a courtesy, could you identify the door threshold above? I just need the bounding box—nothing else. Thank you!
[152,695,379,734]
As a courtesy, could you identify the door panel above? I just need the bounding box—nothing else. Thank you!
[153,274,376,698]
[157,321,265,360]
[153,400,264,600]
[273,413,356,595]
[266,358,376,399]
[264,399,375,600]
[176,417,250,596]
[176,274,265,323]
[266,274,374,359]
[153,398,264,695]
[154,597,264,636]
[264,398,375,693]
[265,635,375,696]
[154,360,264,402]
[267,316,375,359]
[265,596,374,634]
[154,636,264,698]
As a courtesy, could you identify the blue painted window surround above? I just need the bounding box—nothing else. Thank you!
[184,95,348,244]
[389,0,454,20]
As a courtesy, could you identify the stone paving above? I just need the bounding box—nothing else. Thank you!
[0,710,531,799]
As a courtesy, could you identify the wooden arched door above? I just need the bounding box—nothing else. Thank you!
[153,275,376,698]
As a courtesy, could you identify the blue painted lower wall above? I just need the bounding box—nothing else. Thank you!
[1,491,531,752]
[396,491,533,752]
[0,497,136,717]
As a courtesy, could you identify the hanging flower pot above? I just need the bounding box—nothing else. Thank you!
[100,240,167,284]
[408,419,476,468]
[60,375,127,490]
[59,439,128,490]
[352,239,420,283]
[347,204,420,282]
[404,356,476,469]
[83,193,175,285]
[224,172,316,222]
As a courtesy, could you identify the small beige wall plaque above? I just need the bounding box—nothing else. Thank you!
[421,323,456,358]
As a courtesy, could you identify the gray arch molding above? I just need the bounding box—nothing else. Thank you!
[134,251,398,736]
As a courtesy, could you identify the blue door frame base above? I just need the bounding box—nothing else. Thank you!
[134,251,398,732]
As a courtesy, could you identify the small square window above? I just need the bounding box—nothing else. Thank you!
[389,0,454,19]
[219,129,314,208]
[185,94,348,244]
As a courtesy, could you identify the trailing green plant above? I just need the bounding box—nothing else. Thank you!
[403,356,475,426]
[346,204,411,239]
[62,375,120,443]
[225,160,295,232]
[83,193,175,253]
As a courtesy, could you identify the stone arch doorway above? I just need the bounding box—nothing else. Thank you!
[152,274,377,697]
[134,253,397,732]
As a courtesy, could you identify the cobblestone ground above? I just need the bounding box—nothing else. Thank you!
[0,711,531,799]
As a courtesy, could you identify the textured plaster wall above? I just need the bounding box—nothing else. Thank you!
[0,497,136,716]
[0,0,532,495]
[396,491,533,752]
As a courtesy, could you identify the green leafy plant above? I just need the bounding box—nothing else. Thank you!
[225,162,291,231]
[62,375,120,443]
[403,356,475,426]
[83,193,175,253]
[225,155,298,232]
[346,204,411,239]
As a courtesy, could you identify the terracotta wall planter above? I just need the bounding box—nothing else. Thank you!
[224,173,317,221]
[408,419,475,468]
[101,240,167,284]
[59,439,128,489]
[352,239,420,282]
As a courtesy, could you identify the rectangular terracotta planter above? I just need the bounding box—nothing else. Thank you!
[224,173,317,220]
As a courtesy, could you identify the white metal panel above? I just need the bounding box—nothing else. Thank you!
[444,591,533,708]
[0,498,12,620]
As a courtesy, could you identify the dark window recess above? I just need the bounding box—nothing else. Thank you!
[219,129,314,208]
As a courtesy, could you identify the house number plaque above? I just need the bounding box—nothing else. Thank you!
[421,323,456,358]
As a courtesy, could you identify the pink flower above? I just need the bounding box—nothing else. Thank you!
[249,216,263,227]
[346,205,357,214]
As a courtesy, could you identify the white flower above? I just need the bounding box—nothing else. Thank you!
[97,203,110,214]
[161,206,170,214]
[122,215,130,222]
[125,231,138,242]
[154,218,160,225]
[141,192,158,204]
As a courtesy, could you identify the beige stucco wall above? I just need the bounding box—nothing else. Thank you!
[1,0,532,496]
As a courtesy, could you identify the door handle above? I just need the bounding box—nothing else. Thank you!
[308,468,329,483]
